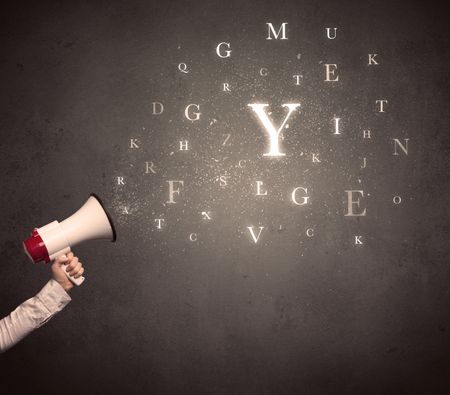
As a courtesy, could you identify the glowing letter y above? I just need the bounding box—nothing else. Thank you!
[248,103,300,157]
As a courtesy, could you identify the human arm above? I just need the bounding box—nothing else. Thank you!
[0,253,84,353]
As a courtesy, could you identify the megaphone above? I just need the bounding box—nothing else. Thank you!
[23,193,116,286]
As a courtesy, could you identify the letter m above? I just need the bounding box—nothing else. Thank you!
[266,23,288,40]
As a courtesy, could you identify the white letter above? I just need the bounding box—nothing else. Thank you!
[179,140,189,151]
[376,99,388,112]
[185,104,201,121]
[222,134,231,146]
[368,54,379,65]
[152,102,164,115]
[248,103,300,157]
[178,63,188,73]
[393,138,409,155]
[155,218,165,229]
[167,180,184,204]
[293,74,302,85]
[219,175,229,187]
[247,226,265,243]
[324,64,339,82]
[260,67,268,76]
[145,161,156,174]
[256,181,268,196]
[201,211,212,220]
[333,117,341,135]
[355,236,363,245]
[326,27,337,39]
[345,190,367,216]
[292,187,309,205]
[266,23,288,40]
[216,42,231,58]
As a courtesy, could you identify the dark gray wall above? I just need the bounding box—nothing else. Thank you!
[0,1,448,394]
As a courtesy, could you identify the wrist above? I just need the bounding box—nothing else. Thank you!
[56,279,72,293]
[63,284,73,293]
[63,287,72,293]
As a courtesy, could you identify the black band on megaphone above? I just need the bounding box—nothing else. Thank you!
[90,193,117,242]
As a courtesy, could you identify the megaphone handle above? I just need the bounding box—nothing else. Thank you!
[61,263,85,286]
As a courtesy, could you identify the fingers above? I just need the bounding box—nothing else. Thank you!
[65,256,78,272]
[54,251,74,265]
[54,252,85,279]
[69,261,81,277]
[66,257,84,278]
[54,254,69,266]
[74,266,85,279]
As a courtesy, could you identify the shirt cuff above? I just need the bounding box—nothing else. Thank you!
[35,279,72,315]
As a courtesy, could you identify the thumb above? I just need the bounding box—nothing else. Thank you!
[53,254,69,267]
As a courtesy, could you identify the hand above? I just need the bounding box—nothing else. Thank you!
[51,252,85,293]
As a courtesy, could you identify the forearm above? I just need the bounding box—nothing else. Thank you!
[0,279,71,353]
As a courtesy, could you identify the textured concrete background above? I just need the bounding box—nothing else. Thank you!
[0,0,448,394]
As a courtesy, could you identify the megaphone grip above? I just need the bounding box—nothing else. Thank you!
[61,263,85,286]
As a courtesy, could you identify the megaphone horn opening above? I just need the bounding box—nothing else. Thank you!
[90,193,117,242]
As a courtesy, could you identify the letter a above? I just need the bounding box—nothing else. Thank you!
[248,103,300,156]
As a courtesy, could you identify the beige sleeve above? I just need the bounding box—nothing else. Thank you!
[0,279,71,353]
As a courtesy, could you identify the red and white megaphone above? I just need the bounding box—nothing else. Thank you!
[23,193,116,286]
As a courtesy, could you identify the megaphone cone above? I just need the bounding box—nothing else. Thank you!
[59,193,116,246]
[23,193,116,266]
